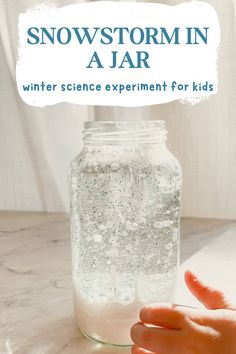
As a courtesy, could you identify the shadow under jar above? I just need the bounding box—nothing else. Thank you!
[68,121,182,346]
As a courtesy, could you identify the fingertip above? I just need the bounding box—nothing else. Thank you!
[130,322,143,342]
[139,306,148,321]
[185,270,198,284]
[139,303,172,322]
[184,271,231,309]
[185,269,195,279]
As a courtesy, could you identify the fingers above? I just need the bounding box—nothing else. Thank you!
[185,270,232,310]
[130,322,181,353]
[138,303,215,338]
[140,303,186,329]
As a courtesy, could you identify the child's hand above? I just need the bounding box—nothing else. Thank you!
[130,271,236,354]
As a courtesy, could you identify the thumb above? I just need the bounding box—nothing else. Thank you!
[184,270,234,310]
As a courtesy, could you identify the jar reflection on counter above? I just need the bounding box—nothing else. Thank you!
[68,121,182,346]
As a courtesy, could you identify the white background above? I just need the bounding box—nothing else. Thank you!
[0,0,236,219]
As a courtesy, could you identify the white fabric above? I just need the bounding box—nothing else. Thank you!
[0,0,236,218]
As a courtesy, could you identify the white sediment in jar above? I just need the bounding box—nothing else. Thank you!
[74,290,143,345]
[73,269,177,345]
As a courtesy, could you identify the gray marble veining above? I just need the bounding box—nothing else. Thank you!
[0,212,235,354]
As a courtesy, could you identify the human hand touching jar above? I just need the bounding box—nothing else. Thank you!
[131,271,236,354]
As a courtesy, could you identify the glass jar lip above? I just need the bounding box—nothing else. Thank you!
[84,120,166,129]
[83,120,166,144]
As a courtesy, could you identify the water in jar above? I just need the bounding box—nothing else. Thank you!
[69,138,181,346]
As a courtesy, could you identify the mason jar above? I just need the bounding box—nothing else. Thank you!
[68,121,182,346]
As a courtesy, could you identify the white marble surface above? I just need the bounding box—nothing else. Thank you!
[0,211,236,354]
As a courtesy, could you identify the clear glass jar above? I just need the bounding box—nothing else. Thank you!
[68,121,182,346]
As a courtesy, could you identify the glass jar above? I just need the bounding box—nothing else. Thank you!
[68,121,182,346]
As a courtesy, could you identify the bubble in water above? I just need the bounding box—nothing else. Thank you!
[126,221,139,231]
[172,229,178,241]
[153,221,161,229]
[162,221,173,227]
[106,249,119,257]
[165,243,173,250]
[107,221,114,229]
[93,234,103,243]
[110,162,120,171]
[168,249,174,257]
[139,217,146,224]
[83,214,90,222]
[98,224,107,232]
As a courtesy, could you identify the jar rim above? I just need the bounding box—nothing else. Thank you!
[83,120,167,144]
[84,120,166,129]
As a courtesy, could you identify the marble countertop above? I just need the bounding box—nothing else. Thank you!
[1,211,236,354]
